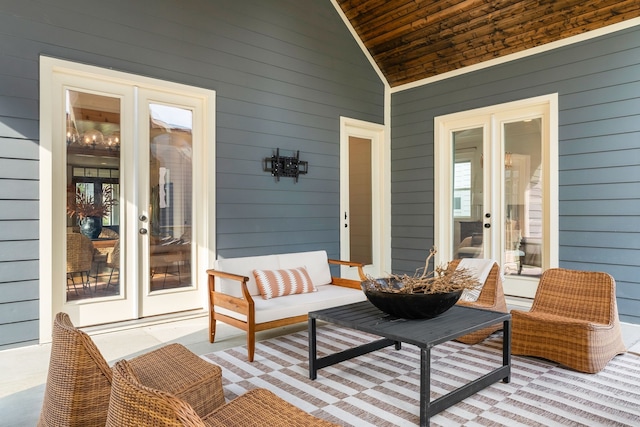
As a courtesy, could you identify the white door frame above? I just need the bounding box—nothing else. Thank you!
[434,94,558,298]
[339,117,389,279]
[39,57,216,342]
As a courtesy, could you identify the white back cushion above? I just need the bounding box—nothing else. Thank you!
[215,255,278,296]
[278,250,332,287]
[457,258,496,302]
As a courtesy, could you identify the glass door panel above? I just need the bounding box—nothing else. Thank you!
[348,136,373,265]
[452,127,484,260]
[138,90,205,318]
[65,90,122,302]
[503,119,543,279]
[148,104,193,292]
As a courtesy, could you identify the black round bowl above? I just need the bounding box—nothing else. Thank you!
[361,278,462,319]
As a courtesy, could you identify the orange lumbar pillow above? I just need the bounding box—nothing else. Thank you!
[253,267,317,299]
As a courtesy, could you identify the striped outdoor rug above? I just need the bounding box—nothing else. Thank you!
[202,325,640,426]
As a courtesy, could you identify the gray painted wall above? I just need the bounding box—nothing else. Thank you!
[391,25,640,324]
[0,0,384,349]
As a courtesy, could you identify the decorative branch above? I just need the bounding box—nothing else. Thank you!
[364,246,480,294]
[66,185,118,220]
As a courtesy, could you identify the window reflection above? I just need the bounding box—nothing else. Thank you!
[65,90,121,301]
[504,119,543,278]
[452,128,484,260]
[148,104,193,291]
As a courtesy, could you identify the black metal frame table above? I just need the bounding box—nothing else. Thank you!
[308,301,511,426]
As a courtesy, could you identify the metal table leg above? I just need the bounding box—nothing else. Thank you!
[420,346,431,426]
[308,317,317,380]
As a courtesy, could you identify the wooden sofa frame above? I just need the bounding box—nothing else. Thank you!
[207,258,365,362]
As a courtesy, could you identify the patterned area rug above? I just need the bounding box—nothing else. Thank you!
[202,325,640,426]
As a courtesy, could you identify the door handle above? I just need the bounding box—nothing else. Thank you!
[139,228,148,235]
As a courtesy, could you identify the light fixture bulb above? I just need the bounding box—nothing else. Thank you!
[66,126,80,145]
[83,129,104,147]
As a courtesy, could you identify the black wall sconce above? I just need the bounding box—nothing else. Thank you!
[264,148,308,182]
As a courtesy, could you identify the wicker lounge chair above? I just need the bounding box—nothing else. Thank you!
[106,359,339,427]
[448,259,508,344]
[511,268,626,373]
[38,312,225,427]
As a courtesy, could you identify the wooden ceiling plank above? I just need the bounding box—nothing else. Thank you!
[377,0,620,68]
[362,0,495,48]
[337,0,404,21]
[75,108,120,125]
[368,0,522,58]
[338,0,640,87]
[378,13,538,67]
[388,2,640,86]
[355,0,470,39]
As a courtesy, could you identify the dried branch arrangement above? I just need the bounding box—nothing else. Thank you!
[364,247,480,294]
[67,185,118,220]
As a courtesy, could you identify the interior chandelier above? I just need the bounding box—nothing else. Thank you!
[66,121,120,151]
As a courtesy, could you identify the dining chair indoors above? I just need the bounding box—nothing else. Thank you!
[66,232,94,295]
[104,239,120,290]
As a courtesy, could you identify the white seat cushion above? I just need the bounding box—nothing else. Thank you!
[457,258,495,302]
[215,285,367,324]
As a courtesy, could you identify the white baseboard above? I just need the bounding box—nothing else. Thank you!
[506,296,533,310]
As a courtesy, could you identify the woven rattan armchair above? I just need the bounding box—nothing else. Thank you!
[448,259,508,344]
[38,312,225,427]
[511,268,627,373]
[106,359,339,427]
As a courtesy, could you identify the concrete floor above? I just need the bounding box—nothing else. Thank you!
[1,312,639,427]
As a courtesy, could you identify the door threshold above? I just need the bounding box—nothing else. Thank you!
[505,296,533,310]
[81,309,208,336]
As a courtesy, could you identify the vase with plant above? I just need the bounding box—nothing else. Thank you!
[67,185,118,239]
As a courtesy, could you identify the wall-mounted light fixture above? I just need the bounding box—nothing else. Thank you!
[264,148,308,182]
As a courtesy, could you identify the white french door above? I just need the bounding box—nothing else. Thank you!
[339,117,387,280]
[40,58,215,333]
[136,89,208,317]
[434,95,558,298]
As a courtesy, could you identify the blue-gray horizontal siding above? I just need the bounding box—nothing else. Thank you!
[391,25,640,324]
[0,0,384,348]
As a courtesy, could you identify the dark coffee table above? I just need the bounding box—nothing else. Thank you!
[308,301,511,426]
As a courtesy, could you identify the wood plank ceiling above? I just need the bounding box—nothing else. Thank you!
[337,0,640,87]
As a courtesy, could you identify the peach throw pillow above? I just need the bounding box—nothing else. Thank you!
[253,267,316,300]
